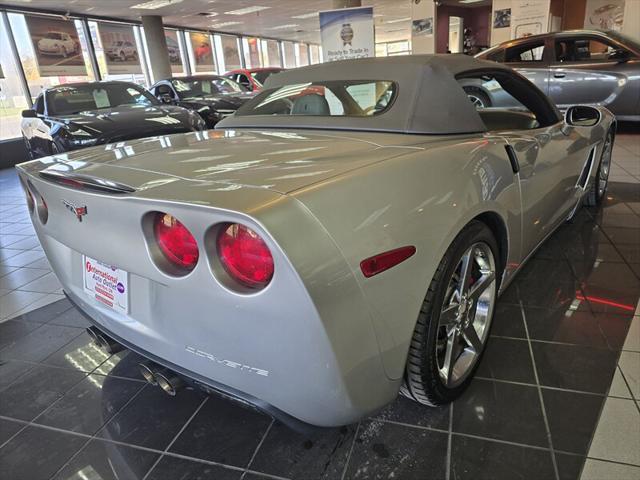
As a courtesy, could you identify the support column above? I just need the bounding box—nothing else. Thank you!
[411,0,436,54]
[141,15,171,83]
[332,0,361,7]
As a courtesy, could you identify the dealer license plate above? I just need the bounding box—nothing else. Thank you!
[83,256,129,314]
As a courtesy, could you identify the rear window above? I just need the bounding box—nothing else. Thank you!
[47,84,157,115]
[235,80,397,117]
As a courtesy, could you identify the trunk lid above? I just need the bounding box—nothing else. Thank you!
[20,129,426,195]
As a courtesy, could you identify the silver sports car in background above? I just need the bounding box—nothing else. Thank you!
[476,30,640,121]
[16,55,615,427]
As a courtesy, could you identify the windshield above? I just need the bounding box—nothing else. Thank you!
[45,33,63,40]
[605,31,640,53]
[171,77,245,97]
[235,80,396,117]
[47,83,158,115]
[251,69,282,87]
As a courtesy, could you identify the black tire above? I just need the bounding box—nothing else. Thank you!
[463,86,491,109]
[400,220,501,406]
[584,129,614,207]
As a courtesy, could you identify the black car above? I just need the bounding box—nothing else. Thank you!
[21,81,206,159]
[149,75,254,128]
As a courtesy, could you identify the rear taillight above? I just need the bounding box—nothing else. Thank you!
[154,213,199,272]
[20,179,34,214]
[217,223,274,289]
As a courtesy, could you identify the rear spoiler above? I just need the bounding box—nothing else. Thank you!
[39,170,136,194]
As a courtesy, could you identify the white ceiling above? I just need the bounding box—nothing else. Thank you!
[0,0,489,44]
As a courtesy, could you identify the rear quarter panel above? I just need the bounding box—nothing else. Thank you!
[290,134,522,380]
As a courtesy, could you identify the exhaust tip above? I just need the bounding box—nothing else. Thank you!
[86,327,102,346]
[155,371,183,396]
[138,362,158,386]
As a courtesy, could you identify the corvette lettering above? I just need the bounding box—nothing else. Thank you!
[185,346,269,377]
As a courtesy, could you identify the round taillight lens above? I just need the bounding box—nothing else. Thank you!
[154,213,199,272]
[217,223,274,289]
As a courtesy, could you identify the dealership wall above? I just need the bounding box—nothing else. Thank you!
[436,5,491,53]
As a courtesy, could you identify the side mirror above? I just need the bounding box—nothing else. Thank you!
[22,109,38,118]
[607,48,630,63]
[157,93,173,104]
[564,105,601,128]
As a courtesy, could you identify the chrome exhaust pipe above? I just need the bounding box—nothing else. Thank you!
[94,332,124,355]
[138,362,158,386]
[86,326,101,345]
[155,369,184,396]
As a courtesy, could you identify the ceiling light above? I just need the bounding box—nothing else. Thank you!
[459,0,485,3]
[211,21,242,28]
[131,0,182,9]
[224,6,270,15]
[270,24,299,30]
[386,17,411,24]
[291,12,318,19]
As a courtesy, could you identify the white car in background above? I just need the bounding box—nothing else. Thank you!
[37,32,78,57]
[105,41,138,62]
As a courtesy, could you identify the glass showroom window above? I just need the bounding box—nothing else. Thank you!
[217,34,242,72]
[387,41,411,56]
[242,37,262,69]
[0,15,28,140]
[296,43,309,66]
[261,39,282,67]
[309,44,320,64]
[9,13,96,102]
[88,21,148,87]
[375,44,388,57]
[186,31,217,74]
[282,41,296,68]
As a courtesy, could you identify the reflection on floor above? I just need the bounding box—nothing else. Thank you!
[0,129,639,480]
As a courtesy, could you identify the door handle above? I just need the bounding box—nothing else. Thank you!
[554,72,566,78]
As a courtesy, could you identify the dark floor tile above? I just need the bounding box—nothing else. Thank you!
[579,286,639,318]
[598,213,640,229]
[576,262,640,294]
[518,259,576,284]
[146,456,242,480]
[630,263,640,279]
[35,374,144,435]
[0,319,43,350]
[52,438,159,480]
[49,307,91,328]
[532,342,618,393]
[568,242,625,264]
[477,337,535,384]
[0,418,23,446]
[452,379,548,447]
[490,303,526,338]
[449,435,555,480]
[501,281,579,311]
[601,226,640,245]
[97,384,205,450]
[0,426,86,480]
[0,364,86,420]
[169,394,271,468]
[42,331,111,373]
[344,420,447,480]
[0,323,83,362]
[12,298,72,324]
[250,421,355,480]
[0,359,34,391]
[616,243,640,264]
[525,307,631,350]
[556,453,586,480]
[93,349,149,380]
[374,395,449,430]
[542,389,604,455]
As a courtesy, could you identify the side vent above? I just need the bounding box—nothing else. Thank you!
[576,147,596,190]
[504,145,520,174]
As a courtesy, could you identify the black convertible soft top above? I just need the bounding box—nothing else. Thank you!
[218,55,519,135]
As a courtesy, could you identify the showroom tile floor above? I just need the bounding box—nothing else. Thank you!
[0,129,639,479]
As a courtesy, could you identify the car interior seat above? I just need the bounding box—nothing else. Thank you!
[291,94,330,115]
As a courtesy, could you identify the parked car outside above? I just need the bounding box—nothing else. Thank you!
[16,55,615,427]
[21,81,205,158]
[105,41,138,62]
[149,75,254,128]
[476,29,640,121]
[225,67,284,92]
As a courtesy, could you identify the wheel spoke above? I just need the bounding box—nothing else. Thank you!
[441,330,461,385]
[467,271,496,302]
[439,304,459,330]
[458,250,474,297]
[462,324,483,353]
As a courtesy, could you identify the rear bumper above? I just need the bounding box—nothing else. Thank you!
[66,291,319,433]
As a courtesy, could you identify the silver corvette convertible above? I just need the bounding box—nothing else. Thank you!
[16,55,615,427]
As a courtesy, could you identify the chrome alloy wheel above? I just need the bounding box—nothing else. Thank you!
[436,242,496,388]
[598,134,613,198]
[467,94,485,109]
